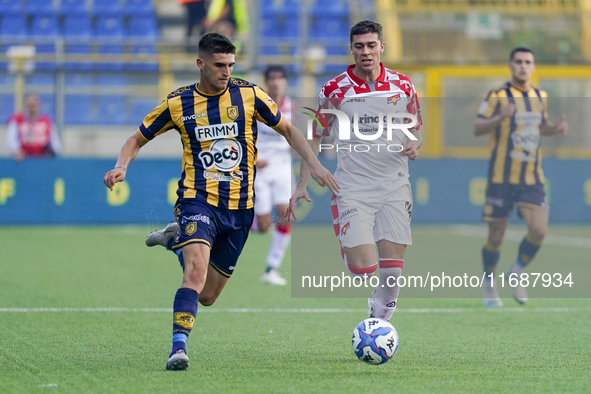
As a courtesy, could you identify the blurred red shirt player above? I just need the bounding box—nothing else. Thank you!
[7,93,61,160]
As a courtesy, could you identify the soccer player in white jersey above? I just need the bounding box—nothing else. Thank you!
[288,20,423,322]
[253,66,294,286]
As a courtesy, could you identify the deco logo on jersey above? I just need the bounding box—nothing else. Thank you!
[198,138,243,172]
[195,122,239,141]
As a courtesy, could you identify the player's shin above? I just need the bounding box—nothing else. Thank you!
[372,259,404,320]
[171,288,199,356]
[509,233,542,275]
[265,224,291,271]
[482,241,500,274]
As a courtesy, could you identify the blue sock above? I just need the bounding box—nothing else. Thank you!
[174,249,185,272]
[482,242,500,274]
[171,288,198,357]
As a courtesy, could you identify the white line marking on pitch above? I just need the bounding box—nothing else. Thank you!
[0,307,588,313]
[451,225,591,249]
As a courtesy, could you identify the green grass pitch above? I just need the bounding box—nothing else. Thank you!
[0,224,590,393]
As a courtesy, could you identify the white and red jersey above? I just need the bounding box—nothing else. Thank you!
[315,63,422,197]
[256,95,294,163]
[7,113,61,157]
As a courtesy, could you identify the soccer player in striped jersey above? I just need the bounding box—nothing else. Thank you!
[103,33,338,371]
[474,47,568,307]
[252,66,294,286]
[288,20,422,322]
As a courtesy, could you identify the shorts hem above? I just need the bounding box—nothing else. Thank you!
[209,261,232,278]
[171,239,211,250]
[517,202,549,212]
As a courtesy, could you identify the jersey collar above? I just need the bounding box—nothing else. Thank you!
[195,83,228,97]
[346,63,386,86]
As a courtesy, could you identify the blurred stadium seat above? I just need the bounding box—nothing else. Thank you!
[0,93,15,123]
[60,0,88,16]
[25,0,56,16]
[92,0,122,16]
[29,15,59,71]
[130,97,157,122]
[63,15,92,70]
[96,74,128,124]
[0,0,23,16]
[126,16,158,71]
[94,16,125,70]
[124,0,156,17]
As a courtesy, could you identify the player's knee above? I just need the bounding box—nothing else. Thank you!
[528,227,546,242]
[198,295,217,307]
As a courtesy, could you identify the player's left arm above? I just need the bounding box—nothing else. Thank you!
[401,90,423,160]
[272,117,340,194]
[401,129,423,160]
[541,114,569,136]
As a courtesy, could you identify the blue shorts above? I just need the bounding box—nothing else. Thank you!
[482,183,549,222]
[171,199,254,278]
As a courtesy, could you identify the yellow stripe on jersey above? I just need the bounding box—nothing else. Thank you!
[491,89,510,184]
[138,78,282,210]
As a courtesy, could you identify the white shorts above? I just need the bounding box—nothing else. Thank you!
[332,184,413,248]
[254,157,292,216]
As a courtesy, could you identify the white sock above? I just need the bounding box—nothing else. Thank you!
[266,228,290,270]
[374,259,404,310]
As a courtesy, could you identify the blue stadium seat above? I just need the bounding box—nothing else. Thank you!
[127,16,158,39]
[29,15,59,71]
[130,98,157,123]
[65,73,93,86]
[0,15,27,37]
[59,0,88,16]
[126,16,158,71]
[0,0,23,16]
[309,0,349,40]
[0,93,15,124]
[38,93,55,118]
[92,0,122,16]
[0,15,27,68]
[94,16,125,70]
[63,16,92,70]
[97,95,127,124]
[25,0,56,16]
[64,95,94,124]
[124,0,155,17]
[26,74,56,86]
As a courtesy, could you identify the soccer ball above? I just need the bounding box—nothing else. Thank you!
[352,318,399,365]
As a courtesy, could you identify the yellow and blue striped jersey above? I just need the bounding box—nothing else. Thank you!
[478,82,548,186]
[138,77,282,209]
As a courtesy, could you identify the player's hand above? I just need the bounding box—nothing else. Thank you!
[256,159,269,169]
[286,186,311,221]
[554,114,569,135]
[401,141,419,160]
[309,162,340,194]
[103,167,127,191]
[500,104,516,119]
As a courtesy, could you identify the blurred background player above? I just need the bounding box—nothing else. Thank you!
[288,20,422,322]
[252,66,294,286]
[178,0,209,41]
[6,93,61,161]
[474,47,569,307]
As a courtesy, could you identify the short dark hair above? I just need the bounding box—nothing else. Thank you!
[350,20,383,44]
[264,65,287,81]
[198,32,236,56]
[510,47,534,61]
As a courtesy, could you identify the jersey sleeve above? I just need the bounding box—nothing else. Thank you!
[477,90,499,119]
[254,86,282,127]
[406,81,422,132]
[311,85,336,138]
[138,99,175,141]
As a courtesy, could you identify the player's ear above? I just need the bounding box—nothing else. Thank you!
[380,41,385,53]
[196,57,205,71]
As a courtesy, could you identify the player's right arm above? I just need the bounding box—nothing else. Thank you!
[286,135,322,220]
[473,90,515,136]
[103,131,148,190]
[103,98,174,190]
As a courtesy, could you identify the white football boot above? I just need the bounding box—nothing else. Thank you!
[368,290,397,321]
[166,349,189,371]
[146,221,179,249]
[260,269,287,286]
[483,277,503,307]
[505,271,528,304]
